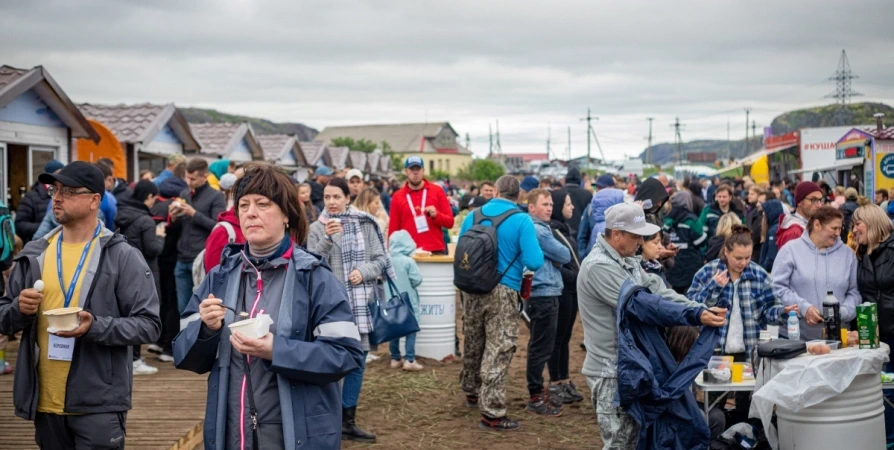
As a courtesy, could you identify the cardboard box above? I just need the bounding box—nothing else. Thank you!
[857,302,880,349]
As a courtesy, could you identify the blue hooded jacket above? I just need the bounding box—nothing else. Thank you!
[616,280,723,450]
[173,243,363,450]
[387,230,423,315]
[586,188,625,254]
[759,200,784,272]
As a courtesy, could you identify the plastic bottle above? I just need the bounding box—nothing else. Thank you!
[788,311,800,341]
[823,291,842,343]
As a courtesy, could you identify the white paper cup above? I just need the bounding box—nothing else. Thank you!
[228,314,273,339]
[330,218,341,224]
[44,307,83,332]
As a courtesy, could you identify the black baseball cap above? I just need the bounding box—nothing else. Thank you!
[38,161,106,195]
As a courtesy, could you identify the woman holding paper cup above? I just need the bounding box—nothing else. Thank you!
[307,177,394,444]
[173,164,364,450]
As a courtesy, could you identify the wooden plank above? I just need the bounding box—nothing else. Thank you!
[0,340,206,449]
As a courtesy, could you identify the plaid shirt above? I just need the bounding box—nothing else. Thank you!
[688,260,786,356]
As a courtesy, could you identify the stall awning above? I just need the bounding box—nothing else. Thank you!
[788,157,865,175]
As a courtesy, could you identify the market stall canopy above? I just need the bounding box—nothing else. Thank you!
[788,157,865,175]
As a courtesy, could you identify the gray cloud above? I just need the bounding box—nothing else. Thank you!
[2,0,892,159]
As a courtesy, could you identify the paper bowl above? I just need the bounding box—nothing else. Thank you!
[228,314,272,339]
[44,307,83,332]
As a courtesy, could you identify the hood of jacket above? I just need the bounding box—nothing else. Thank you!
[30,182,50,200]
[780,210,808,231]
[797,230,846,255]
[762,200,784,228]
[636,178,670,214]
[216,208,240,227]
[666,191,694,223]
[549,190,568,222]
[389,229,417,257]
[209,159,230,179]
[158,176,187,198]
[591,188,625,223]
[220,239,328,274]
[115,196,150,230]
[565,167,582,185]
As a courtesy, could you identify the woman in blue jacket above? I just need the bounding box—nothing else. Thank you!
[174,164,363,450]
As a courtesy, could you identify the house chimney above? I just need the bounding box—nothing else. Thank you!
[874,113,885,132]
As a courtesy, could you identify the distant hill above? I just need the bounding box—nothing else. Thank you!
[180,107,318,141]
[640,102,892,165]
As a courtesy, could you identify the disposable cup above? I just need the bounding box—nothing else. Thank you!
[731,362,745,383]
[228,314,273,339]
[44,307,83,332]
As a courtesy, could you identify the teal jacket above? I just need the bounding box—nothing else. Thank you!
[387,230,423,315]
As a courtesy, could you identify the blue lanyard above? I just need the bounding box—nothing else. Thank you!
[57,223,101,308]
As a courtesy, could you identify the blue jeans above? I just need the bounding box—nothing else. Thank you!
[174,261,195,315]
[342,351,368,408]
[389,333,417,362]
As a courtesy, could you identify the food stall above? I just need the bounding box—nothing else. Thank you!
[833,125,894,197]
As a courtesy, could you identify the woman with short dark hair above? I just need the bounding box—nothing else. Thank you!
[174,163,363,450]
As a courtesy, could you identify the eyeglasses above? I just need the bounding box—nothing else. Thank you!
[48,186,94,199]
[805,197,824,205]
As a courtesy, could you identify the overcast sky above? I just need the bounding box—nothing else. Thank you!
[3,0,893,160]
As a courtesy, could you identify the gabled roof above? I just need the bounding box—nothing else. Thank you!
[189,122,263,159]
[299,141,330,167]
[0,65,98,141]
[327,146,350,170]
[380,155,392,174]
[367,152,381,175]
[78,102,200,151]
[256,134,308,167]
[864,127,894,141]
[314,122,458,153]
[348,151,369,172]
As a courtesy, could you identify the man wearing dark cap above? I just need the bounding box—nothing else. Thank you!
[15,160,64,242]
[0,161,160,449]
[518,176,539,213]
[116,180,166,376]
[776,181,824,250]
[555,167,592,237]
[310,166,333,212]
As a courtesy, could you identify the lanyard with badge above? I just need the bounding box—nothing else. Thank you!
[407,188,430,233]
[48,223,101,362]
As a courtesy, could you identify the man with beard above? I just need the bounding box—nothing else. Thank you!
[388,156,454,254]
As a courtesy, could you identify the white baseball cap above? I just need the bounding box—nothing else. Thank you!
[346,169,363,181]
[604,203,661,236]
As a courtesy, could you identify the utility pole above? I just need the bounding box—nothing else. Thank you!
[645,117,654,165]
[670,117,685,164]
[826,49,862,126]
[580,108,597,170]
[726,117,731,164]
[744,108,752,156]
[546,123,552,160]
[567,126,571,161]
[488,124,493,157]
[495,120,503,166]
[465,132,471,151]
[751,120,757,153]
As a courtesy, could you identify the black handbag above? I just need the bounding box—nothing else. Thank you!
[368,272,421,346]
[757,340,806,360]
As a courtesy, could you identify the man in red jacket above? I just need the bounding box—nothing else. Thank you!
[776,181,824,250]
[389,156,455,254]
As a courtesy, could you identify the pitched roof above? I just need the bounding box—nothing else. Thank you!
[0,65,98,141]
[314,122,458,153]
[367,152,381,174]
[256,134,307,166]
[299,141,329,167]
[327,146,350,170]
[348,151,369,172]
[77,103,199,152]
[190,122,262,159]
[379,155,392,173]
[864,127,894,141]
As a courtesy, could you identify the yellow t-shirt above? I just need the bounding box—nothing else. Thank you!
[37,233,99,414]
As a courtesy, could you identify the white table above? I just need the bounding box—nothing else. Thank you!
[693,372,894,424]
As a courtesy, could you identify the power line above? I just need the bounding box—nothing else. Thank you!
[580,108,598,169]
[645,117,654,165]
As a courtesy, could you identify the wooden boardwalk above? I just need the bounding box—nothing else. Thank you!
[0,340,207,449]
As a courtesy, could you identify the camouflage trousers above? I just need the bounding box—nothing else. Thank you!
[459,284,519,418]
[587,376,639,450]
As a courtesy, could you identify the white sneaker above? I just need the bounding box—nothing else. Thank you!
[157,352,174,363]
[133,359,159,375]
[146,344,164,354]
[365,353,380,363]
[390,359,403,369]
[402,360,424,372]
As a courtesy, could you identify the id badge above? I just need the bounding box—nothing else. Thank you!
[48,335,75,361]
[414,214,430,233]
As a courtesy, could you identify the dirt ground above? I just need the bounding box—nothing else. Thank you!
[344,296,604,450]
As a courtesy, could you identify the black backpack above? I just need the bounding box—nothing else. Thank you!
[453,209,521,294]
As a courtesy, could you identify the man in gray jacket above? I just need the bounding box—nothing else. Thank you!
[577,202,726,449]
[0,161,160,449]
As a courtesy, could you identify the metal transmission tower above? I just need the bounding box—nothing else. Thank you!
[826,49,862,125]
[566,126,571,161]
[488,124,493,157]
[645,117,654,164]
[744,108,752,156]
[546,123,552,160]
[670,117,685,164]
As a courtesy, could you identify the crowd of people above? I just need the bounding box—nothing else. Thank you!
[1,151,894,448]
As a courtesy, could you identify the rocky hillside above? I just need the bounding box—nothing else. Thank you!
[640,102,892,165]
[180,107,318,141]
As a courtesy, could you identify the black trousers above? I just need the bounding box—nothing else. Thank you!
[35,412,126,450]
[548,290,578,382]
[158,259,179,353]
[525,296,559,396]
[133,269,162,361]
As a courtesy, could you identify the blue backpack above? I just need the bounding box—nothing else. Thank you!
[0,204,14,270]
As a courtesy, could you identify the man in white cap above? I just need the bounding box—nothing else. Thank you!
[346,168,365,203]
[577,202,726,448]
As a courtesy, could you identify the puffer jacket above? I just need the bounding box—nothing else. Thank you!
[663,193,706,289]
[115,196,164,272]
[857,234,894,339]
[840,199,859,241]
[616,281,720,450]
[531,217,571,298]
[14,183,51,242]
[759,200,784,272]
[0,226,160,420]
[174,243,363,450]
[387,230,423,315]
[587,188,625,253]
